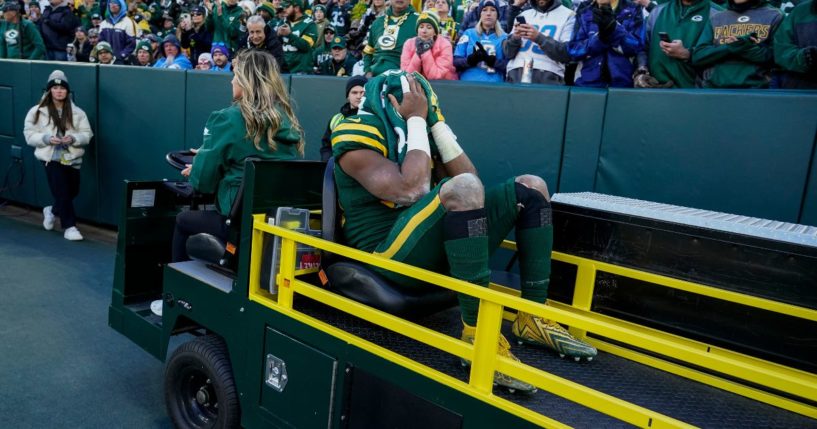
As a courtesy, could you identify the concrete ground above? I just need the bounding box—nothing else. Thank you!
[0,204,171,428]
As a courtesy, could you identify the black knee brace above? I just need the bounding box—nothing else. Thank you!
[444,208,488,241]
[515,182,552,229]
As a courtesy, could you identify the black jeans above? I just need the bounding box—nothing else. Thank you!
[44,162,80,229]
[172,210,228,262]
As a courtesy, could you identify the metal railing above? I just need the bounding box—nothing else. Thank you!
[248,214,817,427]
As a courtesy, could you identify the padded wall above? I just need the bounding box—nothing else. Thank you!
[184,71,233,150]
[431,81,568,188]
[289,75,347,161]
[800,143,817,226]
[596,89,817,223]
[559,88,607,192]
[0,61,35,206]
[97,66,187,224]
[29,62,99,221]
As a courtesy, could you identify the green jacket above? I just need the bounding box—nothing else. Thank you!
[691,3,782,88]
[774,0,817,88]
[208,2,244,53]
[642,0,715,87]
[282,15,318,73]
[363,6,418,76]
[190,105,302,216]
[0,19,46,60]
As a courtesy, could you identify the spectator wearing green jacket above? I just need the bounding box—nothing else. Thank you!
[774,0,817,88]
[277,0,319,73]
[206,0,245,54]
[0,3,46,60]
[635,0,717,88]
[691,0,782,88]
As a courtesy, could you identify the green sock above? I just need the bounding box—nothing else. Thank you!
[516,225,553,304]
[445,236,490,326]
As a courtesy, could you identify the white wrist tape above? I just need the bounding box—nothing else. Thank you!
[430,122,463,163]
[406,116,431,158]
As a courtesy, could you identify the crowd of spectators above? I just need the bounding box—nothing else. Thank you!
[0,0,814,88]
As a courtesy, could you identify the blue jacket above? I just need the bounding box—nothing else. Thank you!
[567,0,644,88]
[453,28,509,82]
[153,55,193,69]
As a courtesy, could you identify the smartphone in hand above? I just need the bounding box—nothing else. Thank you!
[658,32,671,43]
[515,15,526,25]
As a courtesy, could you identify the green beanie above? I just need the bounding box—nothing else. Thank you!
[416,10,440,35]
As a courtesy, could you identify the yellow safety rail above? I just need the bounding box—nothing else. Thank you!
[495,240,817,418]
[249,215,702,428]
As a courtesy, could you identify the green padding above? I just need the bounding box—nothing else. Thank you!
[0,87,12,136]
[559,88,606,193]
[799,139,817,227]
[289,75,347,160]
[0,61,35,206]
[185,71,233,150]
[596,89,817,223]
[30,62,99,221]
[97,67,186,225]
[431,81,568,188]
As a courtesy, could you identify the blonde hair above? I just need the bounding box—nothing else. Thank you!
[232,50,304,155]
[475,15,504,36]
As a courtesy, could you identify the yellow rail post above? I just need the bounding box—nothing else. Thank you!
[276,237,298,309]
[469,300,505,394]
[568,260,597,340]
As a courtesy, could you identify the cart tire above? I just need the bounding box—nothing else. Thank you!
[165,335,240,429]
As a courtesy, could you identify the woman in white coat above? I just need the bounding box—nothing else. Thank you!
[23,70,93,241]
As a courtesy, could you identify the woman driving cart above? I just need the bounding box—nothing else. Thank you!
[172,49,305,262]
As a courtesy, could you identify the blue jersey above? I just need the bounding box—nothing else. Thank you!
[454,28,508,82]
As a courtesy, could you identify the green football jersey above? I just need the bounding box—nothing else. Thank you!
[330,114,423,252]
[282,15,318,73]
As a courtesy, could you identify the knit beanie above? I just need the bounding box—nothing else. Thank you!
[477,0,497,15]
[135,39,152,54]
[198,53,215,67]
[162,34,181,52]
[95,41,113,53]
[416,10,440,35]
[211,43,230,59]
[46,70,70,92]
[346,75,367,97]
[257,1,276,16]
[313,3,327,14]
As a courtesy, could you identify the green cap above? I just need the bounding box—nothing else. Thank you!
[280,0,303,9]
[329,36,346,50]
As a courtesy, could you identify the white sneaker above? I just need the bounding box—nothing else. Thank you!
[64,226,84,241]
[43,206,55,231]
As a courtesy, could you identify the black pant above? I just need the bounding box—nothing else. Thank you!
[44,162,80,229]
[172,210,228,262]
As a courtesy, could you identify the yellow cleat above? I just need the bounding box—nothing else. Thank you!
[460,323,537,394]
[512,311,597,361]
